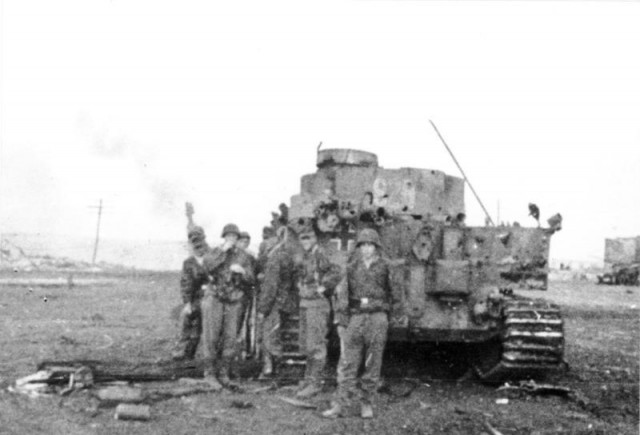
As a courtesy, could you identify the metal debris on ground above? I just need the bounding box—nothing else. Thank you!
[231,400,254,409]
[495,398,509,405]
[482,420,504,435]
[497,380,572,397]
[95,386,146,405]
[9,365,95,397]
[114,403,151,421]
[9,371,55,397]
[249,384,277,394]
[276,395,317,409]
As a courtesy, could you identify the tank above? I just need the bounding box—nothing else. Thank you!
[271,148,565,382]
[597,237,640,285]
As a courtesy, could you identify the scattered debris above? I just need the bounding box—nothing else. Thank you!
[495,398,509,405]
[146,381,220,402]
[497,380,572,397]
[483,420,504,435]
[231,400,254,409]
[564,411,589,420]
[96,386,145,405]
[276,395,317,409]
[114,403,151,421]
[249,384,277,394]
[9,371,54,397]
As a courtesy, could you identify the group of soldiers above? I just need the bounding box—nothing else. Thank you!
[172,220,401,419]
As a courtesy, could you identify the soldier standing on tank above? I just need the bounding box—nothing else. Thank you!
[322,228,401,419]
[171,226,209,361]
[200,223,255,390]
[294,227,342,399]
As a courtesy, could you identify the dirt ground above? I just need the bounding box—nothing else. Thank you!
[0,271,638,435]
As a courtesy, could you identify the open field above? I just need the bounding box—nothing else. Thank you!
[0,271,638,434]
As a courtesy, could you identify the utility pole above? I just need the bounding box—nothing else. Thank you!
[91,199,103,264]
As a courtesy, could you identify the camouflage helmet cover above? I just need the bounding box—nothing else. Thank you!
[221,223,240,238]
[188,226,206,244]
[356,228,381,247]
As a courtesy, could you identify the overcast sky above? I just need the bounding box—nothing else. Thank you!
[1,0,639,265]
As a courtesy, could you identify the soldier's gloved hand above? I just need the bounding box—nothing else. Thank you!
[316,285,326,296]
[222,241,235,252]
[182,302,193,316]
[230,264,245,274]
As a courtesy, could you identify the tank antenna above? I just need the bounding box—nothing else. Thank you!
[317,141,323,151]
[429,120,495,226]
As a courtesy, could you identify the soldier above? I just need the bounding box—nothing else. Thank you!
[200,223,255,390]
[171,226,209,361]
[294,227,341,399]
[257,226,278,282]
[256,226,295,378]
[322,228,401,419]
[236,231,257,355]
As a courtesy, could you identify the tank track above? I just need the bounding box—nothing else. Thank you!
[275,313,306,383]
[474,298,565,382]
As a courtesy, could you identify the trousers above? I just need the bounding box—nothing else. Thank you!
[299,301,331,384]
[336,312,389,404]
[176,299,202,358]
[201,291,242,372]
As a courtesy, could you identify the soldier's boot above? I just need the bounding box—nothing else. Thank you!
[184,339,199,360]
[258,353,273,379]
[171,339,191,361]
[202,368,223,392]
[360,402,374,419]
[321,401,343,419]
[218,363,239,390]
[295,381,323,399]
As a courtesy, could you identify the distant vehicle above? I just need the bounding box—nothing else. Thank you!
[597,237,640,286]
[270,148,565,382]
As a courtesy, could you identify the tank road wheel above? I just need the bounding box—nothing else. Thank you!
[276,313,306,384]
[474,299,565,383]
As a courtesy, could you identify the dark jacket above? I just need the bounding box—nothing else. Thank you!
[203,246,255,303]
[295,246,342,304]
[257,243,299,315]
[335,254,401,326]
[180,256,209,304]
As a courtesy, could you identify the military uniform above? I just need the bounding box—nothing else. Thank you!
[295,245,341,396]
[325,229,401,418]
[173,226,209,360]
[256,241,298,371]
[236,242,257,354]
[174,255,208,359]
[201,241,255,381]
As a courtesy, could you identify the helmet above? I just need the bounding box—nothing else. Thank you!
[239,231,250,240]
[356,228,381,247]
[221,223,240,238]
[188,226,206,244]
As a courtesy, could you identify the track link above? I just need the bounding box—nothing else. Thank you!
[275,313,306,383]
[475,298,565,382]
